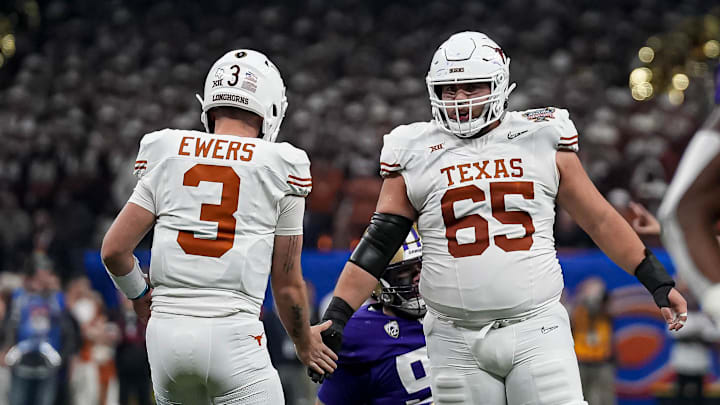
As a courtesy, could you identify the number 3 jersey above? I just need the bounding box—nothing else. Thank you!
[317,304,432,405]
[380,108,579,325]
[128,129,311,318]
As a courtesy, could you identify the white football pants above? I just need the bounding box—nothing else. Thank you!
[146,311,284,405]
[424,302,587,405]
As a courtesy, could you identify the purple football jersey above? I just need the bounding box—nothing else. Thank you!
[317,304,432,405]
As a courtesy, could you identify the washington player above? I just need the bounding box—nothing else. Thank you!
[312,32,688,404]
[659,69,720,322]
[101,49,337,404]
[317,230,432,405]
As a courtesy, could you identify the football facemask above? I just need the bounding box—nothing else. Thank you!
[377,259,425,319]
[427,31,516,138]
[373,228,426,319]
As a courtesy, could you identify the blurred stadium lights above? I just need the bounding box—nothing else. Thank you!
[638,47,654,63]
[0,0,39,70]
[629,67,651,85]
[668,88,685,105]
[672,73,690,90]
[705,39,720,58]
[0,19,10,70]
[1,34,15,58]
[630,67,653,101]
[629,11,720,105]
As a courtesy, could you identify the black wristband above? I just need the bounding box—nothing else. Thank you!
[635,248,675,308]
[322,296,355,330]
[349,212,414,279]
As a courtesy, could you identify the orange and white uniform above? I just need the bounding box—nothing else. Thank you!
[130,128,310,318]
[380,107,577,324]
[381,108,588,405]
[129,128,310,404]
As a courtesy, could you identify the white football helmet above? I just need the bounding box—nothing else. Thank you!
[196,49,288,142]
[426,31,516,138]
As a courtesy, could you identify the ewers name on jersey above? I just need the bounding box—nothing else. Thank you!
[317,304,432,405]
[380,107,579,324]
[128,129,311,318]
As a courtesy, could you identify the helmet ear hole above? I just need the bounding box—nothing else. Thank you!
[272,104,278,117]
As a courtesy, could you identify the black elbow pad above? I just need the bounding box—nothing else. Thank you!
[349,212,414,279]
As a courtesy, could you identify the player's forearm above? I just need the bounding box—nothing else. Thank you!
[101,202,155,277]
[272,281,313,346]
[100,248,136,277]
[333,262,380,310]
[581,205,645,274]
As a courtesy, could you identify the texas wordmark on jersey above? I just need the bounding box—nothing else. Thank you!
[380,107,579,325]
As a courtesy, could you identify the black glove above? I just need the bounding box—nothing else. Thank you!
[307,321,344,383]
[308,296,354,383]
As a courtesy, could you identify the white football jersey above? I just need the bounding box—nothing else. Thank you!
[128,129,311,317]
[380,108,579,324]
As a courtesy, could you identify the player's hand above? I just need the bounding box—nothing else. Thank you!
[132,288,152,324]
[296,320,338,379]
[629,201,661,236]
[307,319,344,383]
[661,287,688,331]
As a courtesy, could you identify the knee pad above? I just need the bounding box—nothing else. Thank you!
[432,371,468,404]
[531,359,586,405]
[213,377,283,405]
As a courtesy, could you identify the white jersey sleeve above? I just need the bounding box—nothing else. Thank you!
[379,123,433,211]
[379,123,429,177]
[380,132,405,177]
[553,108,580,152]
[128,129,171,215]
[275,143,312,197]
[520,107,579,153]
[275,195,305,236]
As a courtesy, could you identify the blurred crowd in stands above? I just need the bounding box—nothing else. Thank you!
[0,0,717,282]
[0,0,719,403]
[0,251,321,405]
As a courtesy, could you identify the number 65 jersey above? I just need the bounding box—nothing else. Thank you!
[128,129,311,318]
[380,108,579,325]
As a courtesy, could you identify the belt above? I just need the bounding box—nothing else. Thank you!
[491,317,528,329]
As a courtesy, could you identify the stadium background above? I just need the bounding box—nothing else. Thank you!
[1,0,719,404]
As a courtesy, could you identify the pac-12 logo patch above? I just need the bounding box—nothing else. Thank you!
[522,107,556,122]
[384,320,400,339]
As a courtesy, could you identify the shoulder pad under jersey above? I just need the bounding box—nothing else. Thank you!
[379,121,436,177]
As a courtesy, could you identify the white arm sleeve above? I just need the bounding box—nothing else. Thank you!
[275,195,305,236]
[659,129,720,298]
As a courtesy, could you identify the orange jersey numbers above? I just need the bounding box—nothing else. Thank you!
[441,181,535,258]
[441,185,489,258]
[177,164,240,257]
